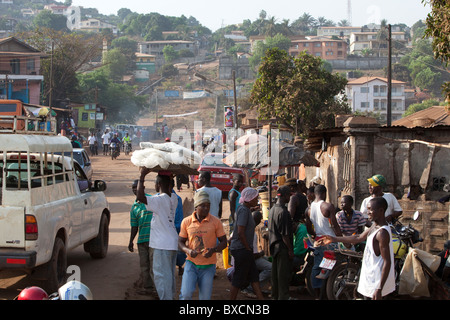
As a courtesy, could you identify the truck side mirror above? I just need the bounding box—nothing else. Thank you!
[93,180,107,192]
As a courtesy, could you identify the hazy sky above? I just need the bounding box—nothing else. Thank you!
[71,0,430,32]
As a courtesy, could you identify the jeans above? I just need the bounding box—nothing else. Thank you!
[246,256,272,292]
[152,248,177,300]
[137,242,154,290]
[179,261,216,300]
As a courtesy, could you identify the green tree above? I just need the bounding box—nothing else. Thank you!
[404,99,441,117]
[162,45,179,63]
[77,69,149,124]
[33,10,69,31]
[422,0,450,101]
[250,48,350,136]
[249,33,291,71]
[17,28,102,106]
[103,48,128,81]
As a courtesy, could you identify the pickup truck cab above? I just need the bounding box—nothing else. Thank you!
[0,124,110,293]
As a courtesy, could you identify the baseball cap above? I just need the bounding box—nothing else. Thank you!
[368,174,386,188]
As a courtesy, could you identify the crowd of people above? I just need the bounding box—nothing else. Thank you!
[128,168,403,301]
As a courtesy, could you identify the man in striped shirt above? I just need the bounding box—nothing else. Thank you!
[129,179,154,295]
[336,195,366,238]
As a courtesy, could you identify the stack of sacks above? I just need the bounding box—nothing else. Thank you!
[131,141,201,170]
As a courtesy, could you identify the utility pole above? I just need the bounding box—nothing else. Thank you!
[387,24,392,126]
[49,41,54,109]
[232,70,238,130]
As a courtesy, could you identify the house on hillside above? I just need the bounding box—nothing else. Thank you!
[78,18,118,34]
[138,40,198,57]
[349,31,407,56]
[0,37,46,104]
[346,76,407,122]
[289,36,348,60]
[317,26,362,40]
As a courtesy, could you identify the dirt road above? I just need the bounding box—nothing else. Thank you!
[0,147,313,301]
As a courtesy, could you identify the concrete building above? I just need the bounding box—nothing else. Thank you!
[317,26,362,39]
[346,76,407,122]
[78,18,117,34]
[349,31,407,56]
[289,37,348,60]
[138,40,198,57]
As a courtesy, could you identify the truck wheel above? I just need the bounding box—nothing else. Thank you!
[45,237,67,293]
[84,213,109,259]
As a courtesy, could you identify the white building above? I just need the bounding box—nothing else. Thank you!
[78,18,117,34]
[349,31,407,56]
[317,26,361,39]
[346,77,407,122]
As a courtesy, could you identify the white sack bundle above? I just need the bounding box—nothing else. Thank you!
[131,142,201,171]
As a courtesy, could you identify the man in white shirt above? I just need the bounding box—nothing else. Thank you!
[101,130,111,155]
[196,171,223,219]
[87,132,97,156]
[137,168,179,300]
[360,174,402,224]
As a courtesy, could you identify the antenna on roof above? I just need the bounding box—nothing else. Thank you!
[347,0,352,26]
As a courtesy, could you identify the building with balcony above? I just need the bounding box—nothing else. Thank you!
[317,26,362,40]
[346,76,407,122]
[289,37,348,60]
[138,40,197,57]
[349,31,407,56]
[0,37,46,104]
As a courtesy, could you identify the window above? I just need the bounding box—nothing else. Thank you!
[361,102,370,108]
[314,42,321,47]
[360,87,369,93]
[10,59,20,74]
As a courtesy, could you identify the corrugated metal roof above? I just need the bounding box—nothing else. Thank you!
[392,106,450,128]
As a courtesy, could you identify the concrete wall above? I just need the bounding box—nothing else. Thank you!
[330,57,401,70]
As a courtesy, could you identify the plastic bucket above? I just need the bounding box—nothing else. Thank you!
[259,191,270,221]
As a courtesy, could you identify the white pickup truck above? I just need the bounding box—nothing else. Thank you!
[0,129,110,293]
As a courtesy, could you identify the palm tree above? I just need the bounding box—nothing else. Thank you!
[376,19,389,57]
[338,19,350,27]
[277,19,293,36]
[292,13,316,34]
[264,16,277,37]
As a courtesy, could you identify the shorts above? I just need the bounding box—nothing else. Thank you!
[230,248,259,289]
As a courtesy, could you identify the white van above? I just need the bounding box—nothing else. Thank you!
[0,129,110,292]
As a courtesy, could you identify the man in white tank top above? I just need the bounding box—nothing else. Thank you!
[318,197,395,300]
[305,185,342,299]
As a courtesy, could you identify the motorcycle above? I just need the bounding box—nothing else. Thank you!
[110,142,120,160]
[324,245,364,300]
[124,141,132,155]
[15,280,92,300]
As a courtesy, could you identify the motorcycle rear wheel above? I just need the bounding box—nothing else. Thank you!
[326,262,361,300]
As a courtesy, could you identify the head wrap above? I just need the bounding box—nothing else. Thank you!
[239,187,259,204]
[194,190,210,208]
